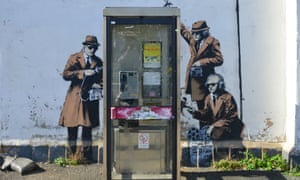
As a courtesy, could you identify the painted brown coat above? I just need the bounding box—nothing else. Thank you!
[59,51,103,128]
[180,25,223,101]
[193,91,244,140]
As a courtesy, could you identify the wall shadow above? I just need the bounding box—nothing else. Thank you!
[181,170,287,180]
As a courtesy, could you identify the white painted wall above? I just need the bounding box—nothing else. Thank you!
[0,0,296,145]
[239,0,288,141]
[0,0,105,141]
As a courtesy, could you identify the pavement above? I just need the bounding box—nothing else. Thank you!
[0,163,102,180]
[1,163,300,180]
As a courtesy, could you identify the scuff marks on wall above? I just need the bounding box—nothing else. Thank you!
[27,95,60,129]
[249,118,284,141]
[0,116,9,130]
[254,118,274,141]
[264,118,274,130]
[0,97,10,131]
[28,95,38,127]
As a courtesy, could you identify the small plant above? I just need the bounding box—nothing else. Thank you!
[54,157,80,167]
[214,159,243,171]
[214,152,288,171]
[264,153,288,171]
[286,165,300,177]
[54,157,67,166]
[240,152,267,170]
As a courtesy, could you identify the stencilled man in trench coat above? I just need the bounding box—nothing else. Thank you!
[59,35,103,162]
[180,20,223,112]
[193,73,244,140]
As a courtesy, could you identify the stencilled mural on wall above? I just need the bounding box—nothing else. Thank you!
[58,35,103,163]
[0,0,291,173]
[179,20,245,167]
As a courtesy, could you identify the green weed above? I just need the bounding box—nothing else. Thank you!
[214,152,288,171]
[54,157,80,167]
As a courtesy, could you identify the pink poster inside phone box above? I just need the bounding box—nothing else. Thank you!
[111,106,172,120]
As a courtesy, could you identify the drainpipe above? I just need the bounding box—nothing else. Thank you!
[236,0,243,120]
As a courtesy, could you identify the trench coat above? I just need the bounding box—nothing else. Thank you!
[193,91,244,140]
[59,51,103,128]
[180,25,223,101]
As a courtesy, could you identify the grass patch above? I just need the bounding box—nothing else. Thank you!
[214,152,289,172]
[54,157,81,167]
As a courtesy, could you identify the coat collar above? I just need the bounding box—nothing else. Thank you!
[210,93,224,117]
[78,51,97,69]
[196,36,214,56]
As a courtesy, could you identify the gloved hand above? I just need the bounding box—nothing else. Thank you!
[91,83,101,89]
[192,61,201,66]
[212,119,230,127]
[94,66,103,74]
[84,69,96,76]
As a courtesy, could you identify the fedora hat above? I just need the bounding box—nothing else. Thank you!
[82,35,100,46]
[191,21,209,32]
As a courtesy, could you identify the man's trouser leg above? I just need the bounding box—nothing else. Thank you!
[67,127,78,156]
[82,126,93,162]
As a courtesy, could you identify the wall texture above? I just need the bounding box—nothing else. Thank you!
[0,0,296,148]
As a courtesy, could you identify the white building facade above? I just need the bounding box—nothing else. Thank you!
[0,0,299,161]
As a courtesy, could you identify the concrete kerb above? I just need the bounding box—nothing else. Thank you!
[0,139,104,163]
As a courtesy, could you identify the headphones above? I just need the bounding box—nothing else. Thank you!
[205,73,225,90]
[201,30,209,38]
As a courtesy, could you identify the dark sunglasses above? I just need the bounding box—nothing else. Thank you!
[87,45,97,50]
[207,83,217,86]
